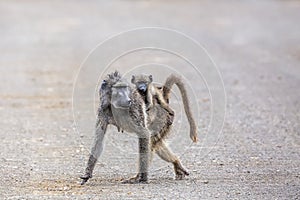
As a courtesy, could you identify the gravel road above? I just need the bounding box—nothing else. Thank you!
[0,0,299,199]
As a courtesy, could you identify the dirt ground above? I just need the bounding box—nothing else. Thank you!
[0,0,299,199]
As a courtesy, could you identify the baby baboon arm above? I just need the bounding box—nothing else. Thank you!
[146,86,154,110]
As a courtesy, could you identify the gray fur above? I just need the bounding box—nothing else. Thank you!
[80,71,192,185]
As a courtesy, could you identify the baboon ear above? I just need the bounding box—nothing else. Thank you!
[149,75,153,82]
[131,75,135,83]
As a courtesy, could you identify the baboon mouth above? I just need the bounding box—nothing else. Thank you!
[112,104,131,109]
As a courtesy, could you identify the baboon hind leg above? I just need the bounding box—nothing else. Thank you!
[155,141,189,180]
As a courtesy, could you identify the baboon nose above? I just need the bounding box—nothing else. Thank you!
[128,99,132,106]
[138,84,147,92]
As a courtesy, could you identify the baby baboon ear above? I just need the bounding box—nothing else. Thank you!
[149,75,153,82]
[131,75,135,83]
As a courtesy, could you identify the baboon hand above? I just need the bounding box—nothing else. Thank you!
[80,174,92,185]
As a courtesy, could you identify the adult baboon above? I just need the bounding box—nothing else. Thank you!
[80,71,197,185]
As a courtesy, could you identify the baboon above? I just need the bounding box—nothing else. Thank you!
[80,71,197,185]
[132,74,197,143]
[131,74,174,116]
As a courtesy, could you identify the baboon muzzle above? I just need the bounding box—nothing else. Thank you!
[138,84,147,93]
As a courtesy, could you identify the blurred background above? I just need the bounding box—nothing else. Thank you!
[0,1,299,199]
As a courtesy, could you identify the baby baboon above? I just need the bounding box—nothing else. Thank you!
[131,74,174,116]
[132,74,197,143]
[80,71,196,185]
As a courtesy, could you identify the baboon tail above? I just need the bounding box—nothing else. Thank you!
[163,74,198,142]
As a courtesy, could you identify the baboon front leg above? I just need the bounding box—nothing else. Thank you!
[80,120,108,185]
[138,136,150,182]
[123,134,150,184]
[155,141,189,180]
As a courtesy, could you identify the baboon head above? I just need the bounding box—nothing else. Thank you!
[99,71,122,109]
[131,74,153,93]
[111,80,132,109]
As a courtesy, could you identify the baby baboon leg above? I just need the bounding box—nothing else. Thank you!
[155,141,189,180]
[156,92,174,116]
[80,121,107,185]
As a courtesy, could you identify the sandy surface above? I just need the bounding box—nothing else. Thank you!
[0,0,299,199]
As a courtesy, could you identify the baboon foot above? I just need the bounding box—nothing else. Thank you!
[80,174,92,185]
[174,162,189,180]
[122,173,148,184]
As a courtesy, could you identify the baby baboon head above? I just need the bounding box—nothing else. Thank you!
[131,74,153,93]
[111,80,132,109]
